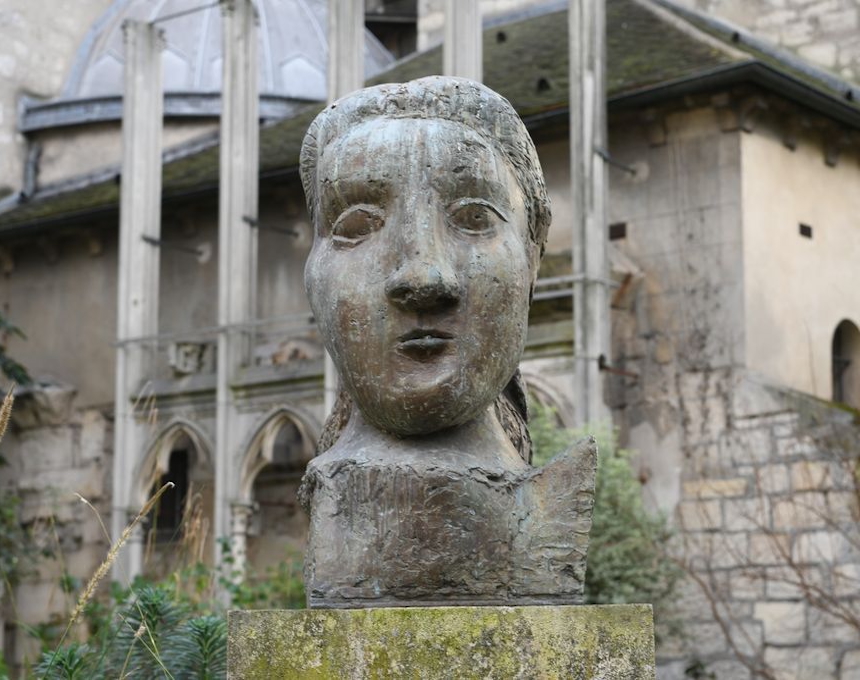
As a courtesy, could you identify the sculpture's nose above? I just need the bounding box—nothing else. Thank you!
[385,255,460,313]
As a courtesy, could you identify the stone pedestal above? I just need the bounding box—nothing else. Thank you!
[227,604,655,679]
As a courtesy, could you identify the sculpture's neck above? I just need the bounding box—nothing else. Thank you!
[328,406,529,472]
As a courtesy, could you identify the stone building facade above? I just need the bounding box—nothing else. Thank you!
[1,0,860,678]
[674,0,860,83]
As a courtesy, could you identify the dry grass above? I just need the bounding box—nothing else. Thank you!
[0,383,14,444]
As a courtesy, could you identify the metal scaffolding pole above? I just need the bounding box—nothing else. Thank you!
[569,0,609,427]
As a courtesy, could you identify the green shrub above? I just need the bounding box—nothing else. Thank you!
[36,551,302,680]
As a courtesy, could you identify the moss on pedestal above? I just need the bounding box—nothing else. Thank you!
[228,604,654,679]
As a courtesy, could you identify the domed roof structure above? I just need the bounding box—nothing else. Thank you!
[21,0,394,131]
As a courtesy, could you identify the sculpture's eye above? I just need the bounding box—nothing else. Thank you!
[447,199,506,235]
[331,205,384,246]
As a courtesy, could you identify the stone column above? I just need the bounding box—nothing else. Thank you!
[569,0,609,427]
[215,0,259,556]
[443,0,482,81]
[228,502,255,582]
[324,0,365,414]
[327,0,364,103]
[112,20,164,582]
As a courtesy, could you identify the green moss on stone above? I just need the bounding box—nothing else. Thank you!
[228,604,655,679]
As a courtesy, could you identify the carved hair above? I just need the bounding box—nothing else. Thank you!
[299,75,552,269]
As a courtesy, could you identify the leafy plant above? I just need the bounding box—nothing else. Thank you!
[35,642,94,680]
[37,549,303,679]
[0,313,31,385]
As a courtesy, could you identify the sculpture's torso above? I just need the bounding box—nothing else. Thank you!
[301,419,597,608]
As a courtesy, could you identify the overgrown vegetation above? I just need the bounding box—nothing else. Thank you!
[0,313,31,385]
[530,402,682,634]
[30,544,304,678]
[6,391,681,677]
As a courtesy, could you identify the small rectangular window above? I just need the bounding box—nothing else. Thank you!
[799,223,813,239]
[609,222,627,241]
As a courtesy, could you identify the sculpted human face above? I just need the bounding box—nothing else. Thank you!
[305,117,532,436]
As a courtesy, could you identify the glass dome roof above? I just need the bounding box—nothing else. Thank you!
[21,0,394,131]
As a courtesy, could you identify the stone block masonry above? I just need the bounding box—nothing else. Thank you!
[661,371,860,679]
[674,0,860,82]
[227,604,655,679]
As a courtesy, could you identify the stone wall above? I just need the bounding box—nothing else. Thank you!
[0,0,113,196]
[652,370,860,680]
[1,385,112,668]
[675,0,860,82]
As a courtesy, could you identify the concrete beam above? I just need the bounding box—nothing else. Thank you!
[443,0,482,82]
[324,0,366,414]
[569,0,609,427]
[215,0,259,557]
[328,0,364,102]
[112,19,164,582]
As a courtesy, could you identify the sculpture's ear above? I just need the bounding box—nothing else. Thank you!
[316,386,352,454]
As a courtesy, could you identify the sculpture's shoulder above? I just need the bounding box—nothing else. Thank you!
[508,436,598,601]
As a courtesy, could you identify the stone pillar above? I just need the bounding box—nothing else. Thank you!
[327,0,364,103]
[569,0,609,427]
[443,0,482,81]
[228,502,255,582]
[125,517,147,576]
[324,0,365,414]
[112,20,164,582]
[215,0,259,556]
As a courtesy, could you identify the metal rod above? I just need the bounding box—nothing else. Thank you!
[595,146,637,175]
[243,215,298,237]
[598,354,639,379]
[151,1,221,25]
[141,234,203,256]
[116,312,317,346]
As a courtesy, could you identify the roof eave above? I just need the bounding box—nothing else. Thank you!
[523,60,860,133]
[610,60,860,130]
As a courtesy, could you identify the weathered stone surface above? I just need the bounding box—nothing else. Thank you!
[227,604,655,679]
[298,76,595,608]
[302,437,597,607]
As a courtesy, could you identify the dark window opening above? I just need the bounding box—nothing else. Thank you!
[799,223,813,238]
[365,0,417,59]
[151,449,189,543]
[609,222,627,241]
[536,77,551,92]
[832,320,860,407]
[496,31,507,43]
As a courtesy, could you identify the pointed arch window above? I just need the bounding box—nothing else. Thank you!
[151,448,190,543]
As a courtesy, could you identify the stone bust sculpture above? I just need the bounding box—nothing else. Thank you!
[299,76,596,608]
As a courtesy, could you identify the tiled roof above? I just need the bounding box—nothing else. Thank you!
[1,0,857,232]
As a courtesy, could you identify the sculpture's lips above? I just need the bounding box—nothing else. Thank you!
[396,329,455,360]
